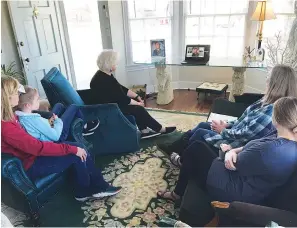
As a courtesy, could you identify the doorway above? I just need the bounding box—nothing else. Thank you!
[63,0,103,90]
[7,0,71,98]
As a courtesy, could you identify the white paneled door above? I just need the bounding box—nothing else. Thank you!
[8,1,68,98]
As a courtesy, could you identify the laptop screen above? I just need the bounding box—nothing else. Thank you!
[186,46,205,58]
[185,45,210,62]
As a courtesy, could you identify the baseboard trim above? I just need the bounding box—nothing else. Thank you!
[146,81,233,93]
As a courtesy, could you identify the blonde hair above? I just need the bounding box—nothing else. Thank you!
[1,75,19,121]
[97,50,118,72]
[18,86,38,110]
[273,97,297,134]
[263,65,297,105]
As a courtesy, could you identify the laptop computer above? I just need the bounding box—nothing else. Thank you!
[181,45,210,65]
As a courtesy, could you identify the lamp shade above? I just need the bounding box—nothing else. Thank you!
[251,1,276,21]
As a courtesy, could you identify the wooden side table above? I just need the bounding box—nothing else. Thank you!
[196,82,228,100]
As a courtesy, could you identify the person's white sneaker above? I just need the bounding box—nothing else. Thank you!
[92,186,122,198]
[75,196,93,202]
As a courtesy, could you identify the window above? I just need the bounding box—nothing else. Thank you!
[123,0,294,66]
[262,0,295,64]
[184,0,249,58]
[125,0,173,64]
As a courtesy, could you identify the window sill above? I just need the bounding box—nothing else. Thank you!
[126,64,155,72]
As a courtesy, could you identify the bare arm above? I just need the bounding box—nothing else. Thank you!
[127,89,138,98]
[129,99,143,106]
[233,147,244,154]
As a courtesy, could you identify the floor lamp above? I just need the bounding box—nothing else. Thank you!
[251,0,276,49]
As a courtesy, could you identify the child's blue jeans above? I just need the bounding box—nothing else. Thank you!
[51,103,83,142]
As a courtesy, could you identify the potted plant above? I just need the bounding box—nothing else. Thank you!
[1,61,27,85]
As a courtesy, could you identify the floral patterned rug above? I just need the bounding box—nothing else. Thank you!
[3,109,207,227]
[82,147,180,227]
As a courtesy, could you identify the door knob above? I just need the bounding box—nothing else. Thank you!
[20,42,24,46]
[24,58,30,62]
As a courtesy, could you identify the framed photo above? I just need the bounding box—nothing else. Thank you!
[150,39,166,58]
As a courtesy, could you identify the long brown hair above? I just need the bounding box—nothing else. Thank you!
[1,75,19,121]
[262,65,297,105]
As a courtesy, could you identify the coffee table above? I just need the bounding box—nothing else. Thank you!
[196,82,228,100]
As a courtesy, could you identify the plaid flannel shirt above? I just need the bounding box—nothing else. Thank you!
[204,100,274,149]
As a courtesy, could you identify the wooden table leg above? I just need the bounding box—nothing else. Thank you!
[229,67,246,102]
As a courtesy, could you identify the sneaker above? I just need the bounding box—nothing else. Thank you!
[82,119,100,136]
[92,186,122,198]
[141,130,161,139]
[161,127,177,135]
[75,195,93,202]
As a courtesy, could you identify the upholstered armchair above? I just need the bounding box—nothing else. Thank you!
[1,118,85,226]
[41,67,140,155]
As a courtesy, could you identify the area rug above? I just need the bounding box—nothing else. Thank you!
[3,110,207,227]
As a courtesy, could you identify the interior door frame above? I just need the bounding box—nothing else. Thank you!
[7,1,77,89]
[55,1,77,89]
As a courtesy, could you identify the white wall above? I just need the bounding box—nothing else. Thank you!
[1,1,22,71]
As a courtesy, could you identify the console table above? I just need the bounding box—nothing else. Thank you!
[135,57,266,103]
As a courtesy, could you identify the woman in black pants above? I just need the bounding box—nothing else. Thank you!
[90,50,176,139]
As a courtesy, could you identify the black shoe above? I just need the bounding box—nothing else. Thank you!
[82,119,100,136]
[161,127,177,135]
[141,130,161,139]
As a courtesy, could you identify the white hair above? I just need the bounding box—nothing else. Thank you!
[97,50,118,72]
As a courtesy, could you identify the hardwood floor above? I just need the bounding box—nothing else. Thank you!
[146,89,227,113]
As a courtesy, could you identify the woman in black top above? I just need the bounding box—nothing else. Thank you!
[90,50,176,139]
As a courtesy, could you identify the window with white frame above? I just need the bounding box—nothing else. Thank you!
[262,0,296,63]
[125,0,173,64]
[123,0,295,65]
[184,0,249,58]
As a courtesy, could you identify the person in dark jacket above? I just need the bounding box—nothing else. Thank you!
[158,97,297,204]
[90,50,176,139]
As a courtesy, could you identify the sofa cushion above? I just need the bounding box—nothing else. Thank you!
[42,67,84,107]
[179,180,215,227]
[265,168,297,213]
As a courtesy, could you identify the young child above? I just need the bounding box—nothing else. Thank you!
[16,86,83,142]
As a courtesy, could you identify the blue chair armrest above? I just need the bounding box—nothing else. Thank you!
[72,103,140,155]
[74,103,138,131]
[1,154,37,195]
[70,118,93,151]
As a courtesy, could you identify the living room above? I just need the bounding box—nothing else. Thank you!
[1,0,297,227]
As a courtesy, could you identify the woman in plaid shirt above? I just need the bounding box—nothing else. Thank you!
[158,65,297,167]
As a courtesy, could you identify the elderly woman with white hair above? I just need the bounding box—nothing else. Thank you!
[90,50,176,139]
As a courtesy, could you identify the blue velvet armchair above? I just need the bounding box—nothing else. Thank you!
[41,67,140,155]
[1,118,84,226]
